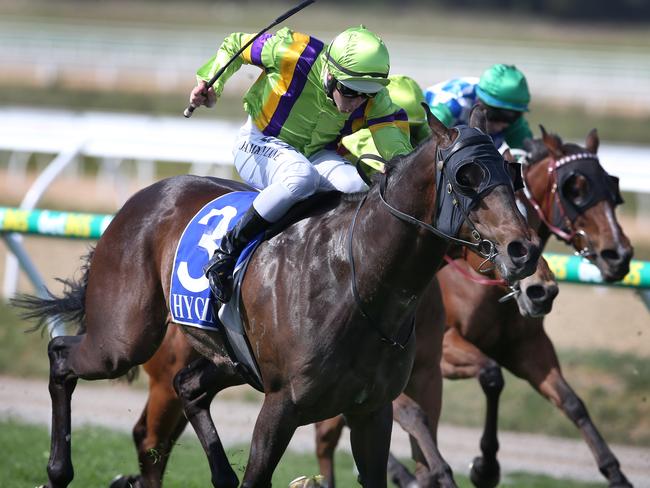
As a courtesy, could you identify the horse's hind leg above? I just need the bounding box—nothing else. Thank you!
[46,335,82,488]
[315,416,346,488]
[345,402,393,488]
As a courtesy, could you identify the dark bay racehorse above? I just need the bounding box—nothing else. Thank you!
[18,109,541,488]
[315,127,634,488]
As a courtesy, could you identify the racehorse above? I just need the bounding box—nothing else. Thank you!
[315,126,634,488]
[16,108,540,488]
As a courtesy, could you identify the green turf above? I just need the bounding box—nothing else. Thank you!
[0,419,605,487]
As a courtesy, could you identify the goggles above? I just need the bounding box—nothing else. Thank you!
[335,80,377,99]
[485,106,522,124]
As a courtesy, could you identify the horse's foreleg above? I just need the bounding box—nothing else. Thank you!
[174,355,241,488]
[440,328,501,488]
[241,392,299,487]
[392,394,456,487]
[501,329,632,488]
[315,416,346,488]
[345,402,392,488]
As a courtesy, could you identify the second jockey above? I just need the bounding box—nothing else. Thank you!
[424,64,533,149]
[189,26,413,302]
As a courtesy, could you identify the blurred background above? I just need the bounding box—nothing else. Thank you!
[0,1,649,487]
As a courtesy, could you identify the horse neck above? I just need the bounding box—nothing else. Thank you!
[352,142,447,319]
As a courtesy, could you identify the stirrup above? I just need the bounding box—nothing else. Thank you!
[205,253,236,303]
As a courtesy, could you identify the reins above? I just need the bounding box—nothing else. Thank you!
[347,194,415,349]
[346,135,506,349]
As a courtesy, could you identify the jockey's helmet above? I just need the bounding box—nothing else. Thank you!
[476,64,530,112]
[387,74,427,126]
[325,26,390,95]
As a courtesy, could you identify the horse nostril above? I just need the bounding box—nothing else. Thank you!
[526,285,546,301]
[601,249,620,263]
[507,241,528,260]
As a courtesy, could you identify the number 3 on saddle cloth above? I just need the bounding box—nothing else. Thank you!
[169,191,265,391]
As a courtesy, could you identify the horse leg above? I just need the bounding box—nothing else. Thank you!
[440,328,501,488]
[345,402,393,488]
[391,393,455,488]
[111,326,199,488]
[501,327,632,488]
[387,453,417,488]
[111,396,187,488]
[314,416,346,487]
[174,355,241,488]
[240,392,299,487]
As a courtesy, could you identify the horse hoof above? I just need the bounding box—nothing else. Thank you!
[109,474,141,488]
[469,456,500,488]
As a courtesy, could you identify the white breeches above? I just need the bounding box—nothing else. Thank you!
[232,118,368,222]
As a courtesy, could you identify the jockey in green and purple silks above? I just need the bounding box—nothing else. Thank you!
[189,26,412,303]
[424,64,533,150]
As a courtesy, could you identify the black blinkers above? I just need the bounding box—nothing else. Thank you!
[435,126,516,236]
[553,154,624,225]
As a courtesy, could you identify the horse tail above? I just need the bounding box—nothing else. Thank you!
[11,248,94,336]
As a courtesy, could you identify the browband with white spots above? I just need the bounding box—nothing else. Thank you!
[554,152,598,169]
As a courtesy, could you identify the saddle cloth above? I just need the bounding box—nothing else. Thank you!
[169,190,264,389]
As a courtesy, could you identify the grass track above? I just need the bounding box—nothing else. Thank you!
[0,419,605,487]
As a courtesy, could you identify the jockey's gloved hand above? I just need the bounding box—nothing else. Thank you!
[189,80,217,108]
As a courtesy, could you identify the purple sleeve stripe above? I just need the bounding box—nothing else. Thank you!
[250,33,273,66]
[262,36,324,137]
[367,109,409,126]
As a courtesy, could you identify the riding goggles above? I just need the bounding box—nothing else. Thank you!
[485,106,522,124]
[335,80,377,99]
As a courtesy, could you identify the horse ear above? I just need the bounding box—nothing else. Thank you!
[539,124,563,158]
[422,102,452,145]
[585,128,599,154]
[468,105,488,133]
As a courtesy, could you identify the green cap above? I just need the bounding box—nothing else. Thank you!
[476,64,530,112]
[326,26,390,94]
[387,75,427,125]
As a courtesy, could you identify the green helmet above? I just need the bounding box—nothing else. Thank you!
[387,75,427,125]
[476,64,530,112]
[326,26,390,94]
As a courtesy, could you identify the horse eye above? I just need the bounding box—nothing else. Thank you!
[562,173,590,205]
[455,162,486,191]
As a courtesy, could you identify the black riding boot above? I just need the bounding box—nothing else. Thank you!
[204,205,270,303]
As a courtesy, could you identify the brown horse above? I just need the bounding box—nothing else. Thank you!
[315,126,634,488]
[17,109,540,488]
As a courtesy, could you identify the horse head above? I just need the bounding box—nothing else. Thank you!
[523,127,633,281]
[419,104,541,283]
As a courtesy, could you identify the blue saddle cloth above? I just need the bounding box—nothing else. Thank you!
[169,191,259,329]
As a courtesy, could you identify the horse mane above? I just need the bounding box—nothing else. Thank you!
[341,137,434,203]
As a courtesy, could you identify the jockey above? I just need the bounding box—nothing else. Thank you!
[189,26,413,303]
[342,74,431,173]
[424,64,532,149]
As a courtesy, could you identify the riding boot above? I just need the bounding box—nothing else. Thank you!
[204,205,270,303]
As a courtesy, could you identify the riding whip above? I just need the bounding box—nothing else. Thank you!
[183,0,316,118]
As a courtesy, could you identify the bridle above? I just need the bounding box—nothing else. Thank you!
[522,151,600,259]
[347,131,510,348]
